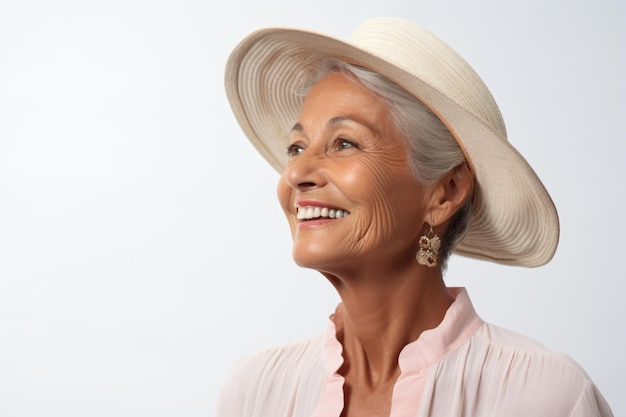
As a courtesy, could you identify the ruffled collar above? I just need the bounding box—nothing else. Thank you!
[323,287,483,372]
[313,287,484,417]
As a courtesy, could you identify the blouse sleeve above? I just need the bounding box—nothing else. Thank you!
[215,336,326,417]
[569,381,614,417]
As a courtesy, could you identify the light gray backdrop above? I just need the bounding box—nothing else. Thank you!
[0,0,623,415]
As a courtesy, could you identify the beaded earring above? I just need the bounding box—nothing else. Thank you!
[416,225,441,268]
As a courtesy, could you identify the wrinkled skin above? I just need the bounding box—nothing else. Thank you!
[277,72,435,280]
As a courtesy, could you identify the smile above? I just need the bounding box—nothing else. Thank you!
[296,206,350,220]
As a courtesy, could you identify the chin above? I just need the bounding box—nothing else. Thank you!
[292,251,324,270]
[292,243,338,271]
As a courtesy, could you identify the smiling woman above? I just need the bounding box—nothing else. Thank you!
[219,17,613,417]
[279,72,443,276]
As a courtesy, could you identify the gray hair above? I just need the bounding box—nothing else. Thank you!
[305,60,473,270]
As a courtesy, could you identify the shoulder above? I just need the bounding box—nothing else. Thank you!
[444,322,614,416]
[476,321,576,354]
[216,334,326,417]
[472,322,587,373]
[226,333,325,383]
[466,322,592,384]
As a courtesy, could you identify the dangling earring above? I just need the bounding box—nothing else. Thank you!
[416,225,441,268]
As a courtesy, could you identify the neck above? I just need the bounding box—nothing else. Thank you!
[325,265,454,386]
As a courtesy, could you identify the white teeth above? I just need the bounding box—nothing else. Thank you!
[296,206,350,220]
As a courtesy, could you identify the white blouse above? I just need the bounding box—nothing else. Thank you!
[217,288,613,417]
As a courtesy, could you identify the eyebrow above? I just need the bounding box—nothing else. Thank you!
[290,116,360,133]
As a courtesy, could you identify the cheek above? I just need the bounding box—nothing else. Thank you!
[352,158,414,213]
[345,160,425,246]
[276,175,296,235]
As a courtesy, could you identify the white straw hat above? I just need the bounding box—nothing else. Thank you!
[224,17,559,267]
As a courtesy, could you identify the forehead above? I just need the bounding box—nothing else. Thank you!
[295,72,394,132]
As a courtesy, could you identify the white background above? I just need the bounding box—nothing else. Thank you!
[0,0,624,415]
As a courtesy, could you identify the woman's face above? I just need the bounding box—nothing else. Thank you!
[277,72,433,274]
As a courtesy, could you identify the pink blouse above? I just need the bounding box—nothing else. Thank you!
[217,288,613,417]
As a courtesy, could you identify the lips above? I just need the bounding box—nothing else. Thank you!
[296,205,350,221]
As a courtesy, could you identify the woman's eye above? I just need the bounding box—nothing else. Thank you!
[286,143,304,157]
[335,138,357,150]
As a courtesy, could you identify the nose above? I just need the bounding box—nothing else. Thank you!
[282,148,327,192]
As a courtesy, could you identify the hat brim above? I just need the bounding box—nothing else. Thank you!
[224,19,559,267]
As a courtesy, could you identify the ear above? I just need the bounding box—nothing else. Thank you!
[426,163,474,227]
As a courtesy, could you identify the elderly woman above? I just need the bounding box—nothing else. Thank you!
[219,17,613,417]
